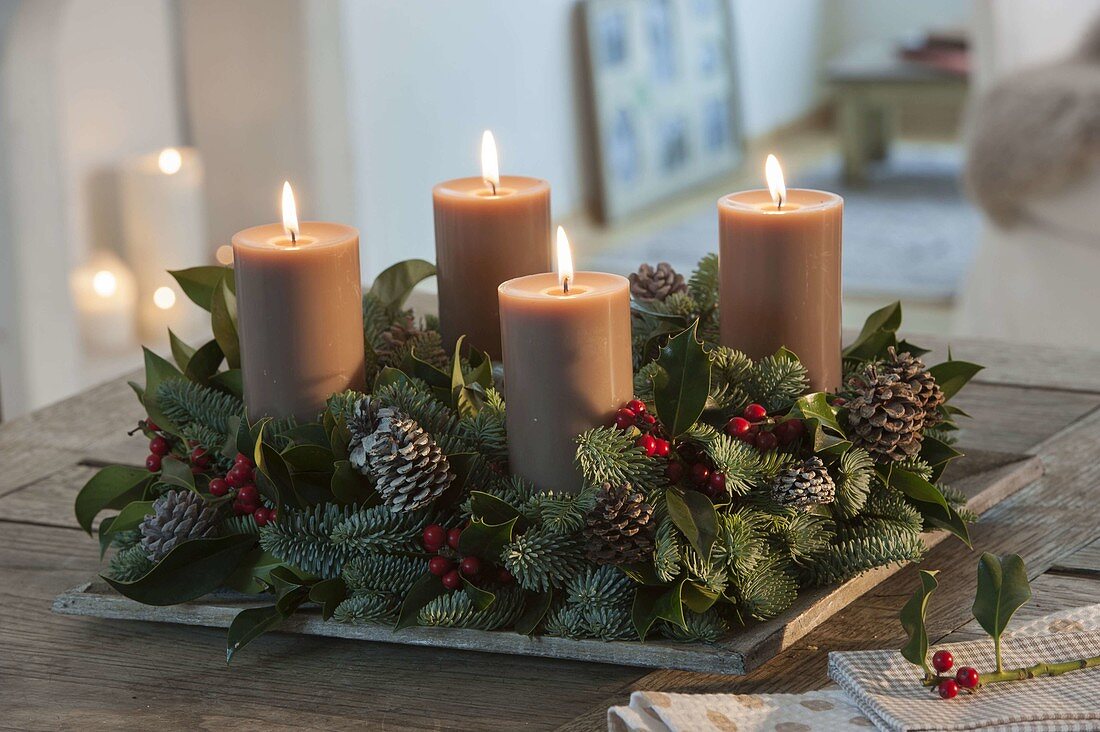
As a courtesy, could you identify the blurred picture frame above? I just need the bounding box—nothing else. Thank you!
[582,0,743,222]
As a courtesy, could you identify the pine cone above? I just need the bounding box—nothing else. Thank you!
[364,407,453,512]
[846,367,925,462]
[771,456,836,508]
[139,490,219,561]
[629,262,688,302]
[584,482,655,565]
[880,347,945,427]
[376,316,448,370]
[346,396,380,473]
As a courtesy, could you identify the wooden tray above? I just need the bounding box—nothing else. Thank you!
[53,449,1042,676]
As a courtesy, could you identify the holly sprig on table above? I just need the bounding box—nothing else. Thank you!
[902,553,1100,698]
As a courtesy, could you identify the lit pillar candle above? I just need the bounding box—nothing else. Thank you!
[498,227,633,493]
[434,131,551,359]
[119,147,208,339]
[70,255,137,353]
[719,155,843,392]
[232,182,366,422]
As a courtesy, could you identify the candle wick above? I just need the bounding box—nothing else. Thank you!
[290,230,297,245]
[777,195,783,211]
[489,180,497,196]
[563,277,570,294]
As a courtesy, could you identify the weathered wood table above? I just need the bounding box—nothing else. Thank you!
[3,334,1100,731]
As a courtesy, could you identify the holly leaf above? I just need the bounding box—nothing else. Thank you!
[458,516,517,559]
[158,456,197,492]
[899,569,939,676]
[99,500,155,537]
[330,461,379,506]
[929,360,984,401]
[184,339,225,384]
[462,579,496,612]
[369,259,436,310]
[973,553,1031,670]
[75,465,152,534]
[103,534,257,606]
[666,489,718,560]
[211,278,240,369]
[632,579,687,640]
[374,366,413,391]
[514,591,554,635]
[395,572,447,630]
[653,322,710,436]
[169,266,232,311]
[310,577,348,620]
[142,347,184,435]
[469,491,524,525]
[881,466,949,511]
[843,301,901,362]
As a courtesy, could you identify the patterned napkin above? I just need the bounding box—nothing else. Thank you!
[608,605,1100,732]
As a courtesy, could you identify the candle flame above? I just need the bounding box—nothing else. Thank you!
[158,147,182,175]
[481,130,500,194]
[556,226,574,292]
[92,270,117,298]
[281,181,300,242]
[153,286,176,310]
[765,154,786,208]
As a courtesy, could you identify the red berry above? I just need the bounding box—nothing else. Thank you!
[145,419,160,432]
[237,485,259,503]
[833,397,847,407]
[447,527,463,550]
[653,438,670,457]
[267,509,277,523]
[209,478,229,497]
[232,464,254,483]
[428,556,452,576]
[641,413,657,427]
[145,454,162,471]
[637,434,657,457]
[225,469,244,488]
[691,463,711,484]
[627,399,647,414]
[149,436,170,456]
[932,650,954,673]
[423,524,445,551]
[441,569,462,590]
[955,667,979,689]
[775,419,806,445]
[231,500,250,516]
[614,408,636,429]
[460,556,481,576]
[743,403,768,422]
[235,452,253,466]
[253,507,270,527]
[725,416,752,437]
[497,567,514,584]
[938,679,959,699]
[190,446,211,469]
[238,497,259,515]
[754,431,778,451]
[707,471,727,494]
[665,462,684,482]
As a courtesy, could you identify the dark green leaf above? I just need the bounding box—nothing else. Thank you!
[282,444,334,473]
[632,580,687,640]
[374,366,413,391]
[100,500,155,537]
[142,347,184,435]
[666,489,719,560]
[681,581,720,614]
[630,300,692,324]
[921,501,972,547]
[922,436,964,482]
[458,516,517,559]
[285,423,331,448]
[882,466,949,510]
[211,277,240,369]
[462,579,496,611]
[896,339,931,358]
[75,465,151,535]
[369,259,436,309]
[469,491,524,525]
[843,301,902,361]
[653,322,710,436]
[794,392,844,435]
[928,360,984,401]
[395,572,447,630]
[184,340,225,384]
[170,266,232,311]
[310,578,348,620]
[103,534,257,606]
[973,552,1031,670]
[514,591,554,635]
[97,516,117,559]
[255,422,295,510]
[169,329,197,371]
[158,456,197,492]
[899,569,939,675]
[330,461,378,506]
[210,369,243,398]
[226,605,286,663]
[222,549,284,594]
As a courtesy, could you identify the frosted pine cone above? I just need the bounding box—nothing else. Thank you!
[364,407,452,512]
[771,456,836,508]
[629,262,688,302]
[139,490,219,561]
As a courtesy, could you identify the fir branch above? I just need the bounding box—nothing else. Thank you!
[733,552,798,621]
[711,510,767,580]
[860,486,924,536]
[259,503,355,579]
[834,447,874,519]
[157,378,243,435]
[521,488,596,536]
[110,528,142,550]
[682,546,729,595]
[374,380,457,438]
[661,608,730,643]
[330,505,434,555]
[341,553,423,595]
[333,591,399,624]
[500,525,587,593]
[705,435,763,495]
[581,604,635,641]
[221,514,260,536]
[772,510,836,564]
[688,253,720,314]
[417,585,525,631]
[897,457,934,481]
[457,407,509,464]
[326,389,369,423]
[543,602,588,640]
[708,346,753,412]
[804,526,924,586]
[653,518,683,583]
[633,361,662,407]
[744,352,809,413]
[107,545,153,581]
[565,565,632,609]
[575,427,664,494]
[362,291,399,350]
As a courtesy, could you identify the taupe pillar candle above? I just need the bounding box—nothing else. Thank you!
[718,162,843,393]
[433,134,551,359]
[232,210,366,422]
[498,230,633,493]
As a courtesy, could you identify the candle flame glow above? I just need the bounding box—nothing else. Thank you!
[281,181,300,242]
[765,154,786,208]
[481,130,500,194]
[92,270,117,298]
[556,226,574,292]
[158,147,183,175]
[153,286,176,310]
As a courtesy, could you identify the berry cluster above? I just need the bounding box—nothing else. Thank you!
[613,399,671,457]
[724,403,805,452]
[143,420,214,474]
[422,524,512,591]
[209,452,276,527]
[931,650,980,699]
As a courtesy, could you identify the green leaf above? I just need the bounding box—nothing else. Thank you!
[458,516,517,559]
[630,300,692,324]
[395,572,447,630]
[158,456,197,492]
[282,444,334,473]
[226,605,286,663]
[896,339,931,358]
[843,301,902,362]
[921,436,964,482]
[169,329,197,371]
[973,553,1031,671]
[899,569,939,675]
[374,366,413,391]
[222,549,284,594]
[211,277,240,369]
[514,591,554,635]
[928,360,984,401]
[98,515,117,559]
[184,340,225,384]
[666,489,719,560]
[330,461,378,506]
[462,579,496,611]
[921,501,972,548]
[210,369,243,398]
[310,578,348,620]
[103,534,257,606]
[75,465,151,534]
[254,422,295,511]
[369,259,436,309]
[882,466,949,511]
[400,350,452,404]
[100,500,155,537]
[653,322,710,436]
[170,266,232,311]
[142,347,184,434]
[632,579,687,640]
[681,582,720,614]
[469,491,524,526]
